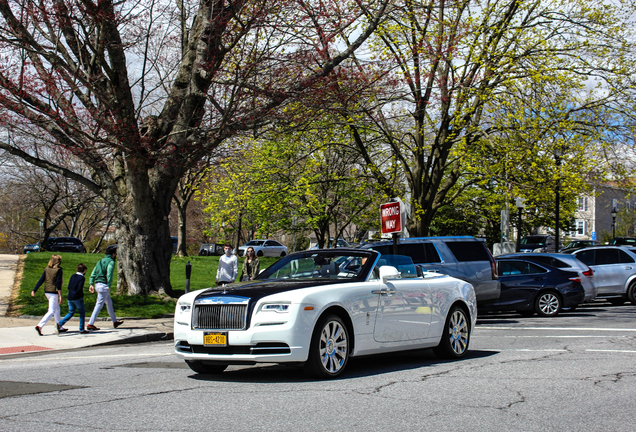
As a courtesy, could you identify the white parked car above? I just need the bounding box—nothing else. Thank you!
[174,249,477,378]
[238,239,288,257]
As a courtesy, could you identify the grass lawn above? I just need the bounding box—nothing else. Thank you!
[16,252,280,319]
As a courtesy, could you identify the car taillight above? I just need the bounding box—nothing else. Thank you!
[582,268,593,277]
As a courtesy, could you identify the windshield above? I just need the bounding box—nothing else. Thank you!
[521,236,547,245]
[245,240,265,246]
[257,250,379,281]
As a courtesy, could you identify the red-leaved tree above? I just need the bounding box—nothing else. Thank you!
[0,0,390,294]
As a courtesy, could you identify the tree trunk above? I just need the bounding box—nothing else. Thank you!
[176,202,188,257]
[113,166,177,296]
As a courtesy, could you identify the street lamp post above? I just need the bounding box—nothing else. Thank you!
[611,207,617,238]
[554,148,563,252]
[515,197,525,252]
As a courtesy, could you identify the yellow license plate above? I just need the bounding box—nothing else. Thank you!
[204,332,227,346]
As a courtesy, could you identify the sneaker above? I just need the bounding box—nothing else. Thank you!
[113,320,124,329]
[86,324,100,331]
[59,327,68,333]
[55,324,60,335]
[35,326,42,336]
[79,330,90,334]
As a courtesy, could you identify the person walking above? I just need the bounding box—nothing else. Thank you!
[216,243,238,286]
[58,263,89,334]
[31,254,65,336]
[240,246,260,281]
[87,245,124,330]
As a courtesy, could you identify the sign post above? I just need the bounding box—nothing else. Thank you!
[380,199,406,255]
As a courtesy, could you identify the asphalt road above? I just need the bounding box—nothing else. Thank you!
[1,301,635,432]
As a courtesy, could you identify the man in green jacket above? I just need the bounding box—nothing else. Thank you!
[86,245,123,330]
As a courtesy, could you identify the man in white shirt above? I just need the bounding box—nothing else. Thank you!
[216,243,238,286]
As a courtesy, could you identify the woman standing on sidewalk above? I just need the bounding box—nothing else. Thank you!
[31,254,66,336]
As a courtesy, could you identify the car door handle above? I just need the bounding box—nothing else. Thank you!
[372,288,396,296]
[625,266,633,270]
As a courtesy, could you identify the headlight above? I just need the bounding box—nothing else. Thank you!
[260,303,291,313]
[177,301,191,313]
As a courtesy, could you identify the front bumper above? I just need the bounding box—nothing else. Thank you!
[174,312,314,364]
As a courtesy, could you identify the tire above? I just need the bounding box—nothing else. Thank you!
[433,306,470,359]
[303,314,349,379]
[280,251,287,257]
[185,360,227,375]
[257,250,264,257]
[609,298,625,306]
[627,282,636,305]
[535,291,561,317]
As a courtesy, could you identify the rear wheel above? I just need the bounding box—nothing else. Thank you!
[433,306,470,359]
[535,291,561,317]
[627,282,636,305]
[303,314,349,379]
[185,361,227,375]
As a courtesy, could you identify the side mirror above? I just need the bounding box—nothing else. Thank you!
[379,266,399,284]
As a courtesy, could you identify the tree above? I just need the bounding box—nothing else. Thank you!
[202,125,386,248]
[340,0,635,236]
[0,0,391,294]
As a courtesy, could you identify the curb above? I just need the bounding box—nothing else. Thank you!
[93,332,174,347]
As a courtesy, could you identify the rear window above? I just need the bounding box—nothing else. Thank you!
[445,241,491,262]
[371,243,441,264]
[526,255,569,268]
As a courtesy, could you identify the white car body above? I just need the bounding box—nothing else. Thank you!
[238,239,288,257]
[174,250,477,378]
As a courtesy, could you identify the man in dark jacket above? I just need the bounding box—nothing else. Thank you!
[86,245,123,330]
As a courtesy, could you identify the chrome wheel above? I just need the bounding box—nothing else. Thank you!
[319,320,348,374]
[447,310,469,355]
[304,314,350,378]
[434,306,470,359]
[536,292,561,317]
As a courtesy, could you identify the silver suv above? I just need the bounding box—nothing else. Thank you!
[361,236,499,304]
[572,246,636,305]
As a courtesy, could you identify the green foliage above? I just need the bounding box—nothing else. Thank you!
[16,252,280,318]
[201,125,386,247]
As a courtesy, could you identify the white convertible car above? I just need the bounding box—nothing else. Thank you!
[174,249,477,378]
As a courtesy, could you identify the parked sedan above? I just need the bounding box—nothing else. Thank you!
[482,257,586,317]
[559,240,601,254]
[174,249,477,378]
[498,253,596,302]
[238,239,288,257]
[572,246,636,305]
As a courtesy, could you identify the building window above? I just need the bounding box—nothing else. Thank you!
[571,220,586,237]
[577,197,588,211]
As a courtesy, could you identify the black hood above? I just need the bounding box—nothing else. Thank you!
[195,279,344,304]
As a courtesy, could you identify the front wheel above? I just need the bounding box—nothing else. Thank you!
[433,306,470,359]
[280,251,287,257]
[535,291,561,317]
[303,315,349,379]
[185,360,227,375]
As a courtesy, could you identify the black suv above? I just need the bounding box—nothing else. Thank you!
[47,237,86,253]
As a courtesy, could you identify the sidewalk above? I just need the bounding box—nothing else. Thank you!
[0,254,174,356]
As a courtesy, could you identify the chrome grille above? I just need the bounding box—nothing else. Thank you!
[192,296,249,330]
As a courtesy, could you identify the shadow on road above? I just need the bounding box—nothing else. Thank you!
[188,349,498,383]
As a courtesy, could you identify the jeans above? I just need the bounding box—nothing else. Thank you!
[37,292,60,328]
[59,298,86,331]
[89,282,117,325]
